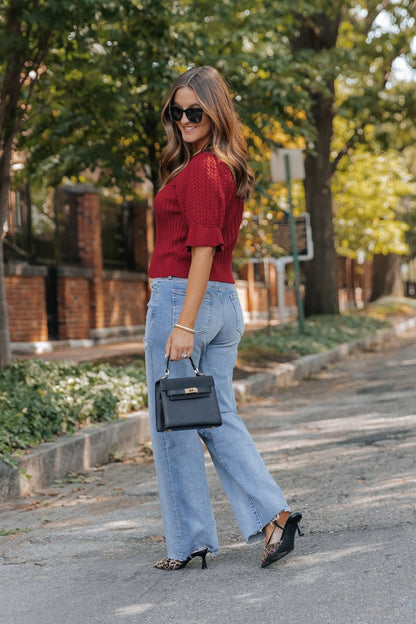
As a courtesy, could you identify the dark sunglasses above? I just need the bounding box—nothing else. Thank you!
[169,104,204,124]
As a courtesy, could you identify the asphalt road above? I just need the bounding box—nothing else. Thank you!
[1,330,415,624]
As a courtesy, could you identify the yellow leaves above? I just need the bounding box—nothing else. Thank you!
[252,134,265,150]
[245,115,305,153]
[284,107,307,122]
[333,147,415,260]
[242,125,251,139]
[363,124,376,142]
[338,20,355,51]
[267,118,306,150]
[120,136,132,147]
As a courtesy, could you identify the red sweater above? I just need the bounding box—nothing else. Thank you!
[148,152,244,283]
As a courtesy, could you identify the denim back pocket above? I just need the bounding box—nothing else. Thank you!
[171,288,213,334]
[229,291,245,337]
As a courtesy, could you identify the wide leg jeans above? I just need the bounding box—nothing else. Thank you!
[144,277,289,560]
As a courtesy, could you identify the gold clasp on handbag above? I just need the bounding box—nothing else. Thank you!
[185,387,198,394]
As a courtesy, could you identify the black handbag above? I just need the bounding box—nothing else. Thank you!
[155,357,222,432]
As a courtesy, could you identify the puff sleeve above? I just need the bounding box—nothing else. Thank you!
[176,153,232,251]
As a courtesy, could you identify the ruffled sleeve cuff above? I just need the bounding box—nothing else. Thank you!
[185,225,224,251]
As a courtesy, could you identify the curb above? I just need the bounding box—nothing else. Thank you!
[1,316,415,501]
[0,412,149,501]
[11,327,145,356]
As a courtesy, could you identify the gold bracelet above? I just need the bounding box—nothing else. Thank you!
[174,323,196,334]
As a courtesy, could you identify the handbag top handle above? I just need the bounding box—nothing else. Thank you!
[163,356,203,379]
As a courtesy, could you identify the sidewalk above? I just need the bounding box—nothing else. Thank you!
[12,337,146,363]
[2,315,416,501]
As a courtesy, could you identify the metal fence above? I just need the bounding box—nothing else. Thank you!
[4,184,135,270]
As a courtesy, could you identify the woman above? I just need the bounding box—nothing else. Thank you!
[145,66,303,570]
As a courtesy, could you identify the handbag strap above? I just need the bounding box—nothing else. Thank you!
[162,356,203,379]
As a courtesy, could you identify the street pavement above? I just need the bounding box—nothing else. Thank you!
[1,329,416,624]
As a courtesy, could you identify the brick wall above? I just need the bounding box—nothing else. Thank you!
[57,267,93,340]
[5,265,48,342]
[74,188,105,330]
[103,271,148,328]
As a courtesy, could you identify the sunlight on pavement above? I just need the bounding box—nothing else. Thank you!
[114,603,154,616]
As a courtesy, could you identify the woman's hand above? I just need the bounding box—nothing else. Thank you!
[165,327,194,361]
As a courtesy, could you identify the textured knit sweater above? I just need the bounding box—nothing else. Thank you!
[148,152,244,283]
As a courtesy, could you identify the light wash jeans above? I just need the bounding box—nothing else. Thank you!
[144,277,289,560]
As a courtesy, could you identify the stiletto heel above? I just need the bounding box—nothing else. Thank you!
[191,548,208,569]
[154,548,209,571]
[260,511,303,568]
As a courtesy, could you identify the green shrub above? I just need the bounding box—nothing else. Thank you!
[238,313,392,364]
[0,359,147,466]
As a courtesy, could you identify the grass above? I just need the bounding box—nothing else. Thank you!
[237,297,416,365]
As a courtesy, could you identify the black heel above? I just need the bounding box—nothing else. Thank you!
[191,548,208,569]
[260,511,303,568]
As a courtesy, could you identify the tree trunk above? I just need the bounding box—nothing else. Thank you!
[370,253,404,302]
[0,234,11,369]
[0,138,13,368]
[303,90,339,315]
[0,10,24,368]
[292,12,341,316]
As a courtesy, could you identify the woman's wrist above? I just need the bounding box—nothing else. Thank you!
[174,323,195,334]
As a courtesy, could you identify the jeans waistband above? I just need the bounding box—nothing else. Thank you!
[150,276,236,292]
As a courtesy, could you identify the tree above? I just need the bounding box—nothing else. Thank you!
[286,1,416,313]
[289,8,342,315]
[332,146,414,260]
[0,0,103,368]
[22,0,183,195]
[332,144,416,300]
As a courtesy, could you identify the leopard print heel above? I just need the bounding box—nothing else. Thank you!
[153,557,189,570]
[154,548,208,570]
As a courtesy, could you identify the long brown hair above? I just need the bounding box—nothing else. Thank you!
[159,66,254,200]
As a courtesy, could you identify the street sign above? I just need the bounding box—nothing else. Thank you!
[271,214,311,257]
[271,149,305,182]
[272,215,308,258]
